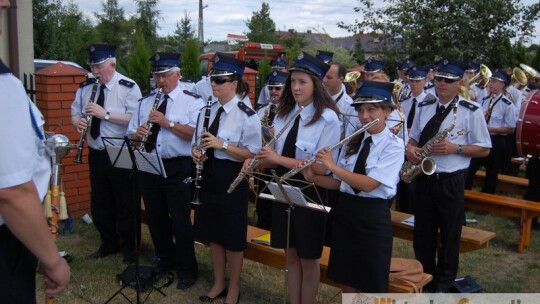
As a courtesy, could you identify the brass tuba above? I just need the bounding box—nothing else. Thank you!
[344,71,361,96]
[467,64,492,89]
[511,67,528,90]
[520,63,540,80]
[391,81,406,136]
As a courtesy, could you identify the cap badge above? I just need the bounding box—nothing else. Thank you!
[90,46,95,52]
[154,53,160,61]
[297,52,304,60]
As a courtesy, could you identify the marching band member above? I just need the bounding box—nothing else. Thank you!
[363,58,385,81]
[257,57,288,108]
[304,81,404,293]
[128,52,203,289]
[465,70,517,194]
[250,51,340,304]
[407,58,491,292]
[192,53,261,304]
[323,61,355,135]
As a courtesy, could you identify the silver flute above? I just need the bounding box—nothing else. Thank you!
[227,106,305,193]
[139,88,163,151]
[279,118,380,181]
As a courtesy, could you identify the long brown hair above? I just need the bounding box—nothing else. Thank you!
[277,71,339,125]
[232,74,250,100]
[344,102,393,157]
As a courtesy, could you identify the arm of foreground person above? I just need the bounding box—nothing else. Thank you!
[0,181,70,296]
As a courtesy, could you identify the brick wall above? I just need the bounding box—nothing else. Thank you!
[35,63,90,217]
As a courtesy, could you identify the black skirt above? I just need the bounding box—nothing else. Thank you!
[270,167,328,259]
[194,159,248,252]
[326,193,392,293]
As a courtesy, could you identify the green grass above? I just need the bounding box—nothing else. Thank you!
[36,205,540,303]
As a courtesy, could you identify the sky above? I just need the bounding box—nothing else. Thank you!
[74,0,540,44]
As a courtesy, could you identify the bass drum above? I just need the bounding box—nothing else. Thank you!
[516,90,540,157]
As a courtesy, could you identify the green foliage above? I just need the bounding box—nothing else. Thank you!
[280,31,309,65]
[531,47,540,72]
[181,38,201,82]
[340,0,540,66]
[94,0,129,58]
[134,0,162,52]
[173,10,196,53]
[306,41,357,68]
[256,57,272,100]
[352,38,365,65]
[126,33,151,95]
[245,2,278,43]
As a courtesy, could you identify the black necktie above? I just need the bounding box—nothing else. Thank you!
[406,98,417,129]
[282,115,301,158]
[352,136,372,194]
[418,102,453,148]
[144,95,169,152]
[205,106,224,162]
[90,84,106,140]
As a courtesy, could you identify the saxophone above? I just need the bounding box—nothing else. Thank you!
[399,101,458,183]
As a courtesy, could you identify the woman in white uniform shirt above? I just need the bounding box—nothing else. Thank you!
[304,81,404,292]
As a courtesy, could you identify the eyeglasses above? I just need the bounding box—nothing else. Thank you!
[153,72,175,80]
[268,86,283,91]
[211,76,235,85]
[434,76,459,84]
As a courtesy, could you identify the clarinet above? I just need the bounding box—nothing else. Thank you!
[227,106,305,193]
[139,88,163,152]
[74,77,100,164]
[191,97,213,205]
[279,118,380,181]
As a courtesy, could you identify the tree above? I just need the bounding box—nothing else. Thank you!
[352,37,365,65]
[126,32,151,94]
[245,2,278,43]
[280,30,309,66]
[173,10,196,53]
[94,0,127,54]
[531,47,540,72]
[339,0,540,66]
[181,38,201,82]
[134,0,162,52]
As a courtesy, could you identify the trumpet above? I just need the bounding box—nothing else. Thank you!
[191,97,213,205]
[227,106,305,193]
[74,77,100,164]
[139,88,163,152]
[280,119,380,181]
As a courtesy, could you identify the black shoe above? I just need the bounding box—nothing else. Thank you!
[199,288,227,302]
[176,278,196,290]
[87,249,117,260]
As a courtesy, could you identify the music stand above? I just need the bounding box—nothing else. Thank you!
[101,136,166,304]
[249,169,330,304]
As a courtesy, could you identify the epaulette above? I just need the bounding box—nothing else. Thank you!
[424,83,435,89]
[183,90,201,99]
[237,102,256,116]
[501,96,512,105]
[475,83,482,88]
[459,99,479,111]
[418,96,437,107]
[0,59,11,74]
[180,78,193,83]
[79,77,98,87]
[482,95,491,101]
[119,79,135,88]
[138,91,157,102]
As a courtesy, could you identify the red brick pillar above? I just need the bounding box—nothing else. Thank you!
[35,63,90,217]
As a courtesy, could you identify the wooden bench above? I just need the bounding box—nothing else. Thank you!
[473,171,528,196]
[245,225,433,293]
[391,210,496,253]
[464,189,540,253]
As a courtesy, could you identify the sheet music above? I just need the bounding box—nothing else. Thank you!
[401,216,415,227]
[134,151,167,178]
[106,146,134,170]
[261,183,331,212]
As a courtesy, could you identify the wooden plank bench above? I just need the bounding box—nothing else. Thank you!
[245,225,432,293]
[464,189,540,253]
[473,171,528,196]
[391,210,496,253]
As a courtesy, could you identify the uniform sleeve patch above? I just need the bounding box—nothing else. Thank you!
[459,99,479,111]
[418,95,437,107]
[79,77,98,87]
[502,97,512,105]
[138,92,156,102]
[183,90,201,99]
[237,102,256,116]
[119,79,135,88]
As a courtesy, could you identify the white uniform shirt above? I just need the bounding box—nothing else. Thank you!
[127,83,205,158]
[71,71,142,149]
[336,127,404,199]
[0,62,51,226]
[331,90,354,134]
[192,96,262,161]
[273,103,341,162]
[409,96,492,173]
[257,85,270,107]
[481,93,517,133]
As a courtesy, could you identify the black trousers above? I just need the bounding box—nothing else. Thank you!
[0,226,38,304]
[413,169,466,292]
[525,157,540,201]
[465,135,505,194]
[89,148,139,257]
[139,157,198,280]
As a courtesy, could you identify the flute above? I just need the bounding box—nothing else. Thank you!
[279,118,380,181]
[227,106,305,193]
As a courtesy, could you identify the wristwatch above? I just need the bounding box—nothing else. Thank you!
[168,121,175,129]
[104,112,110,121]
[457,145,464,154]
[222,141,229,151]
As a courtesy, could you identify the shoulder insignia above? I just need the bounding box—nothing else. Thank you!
[425,83,435,89]
[180,78,193,83]
[501,97,512,105]
[237,102,256,116]
[475,83,482,88]
[138,91,157,102]
[418,94,437,107]
[79,77,98,87]
[119,79,135,88]
[183,90,201,99]
[482,95,491,101]
[459,99,479,111]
